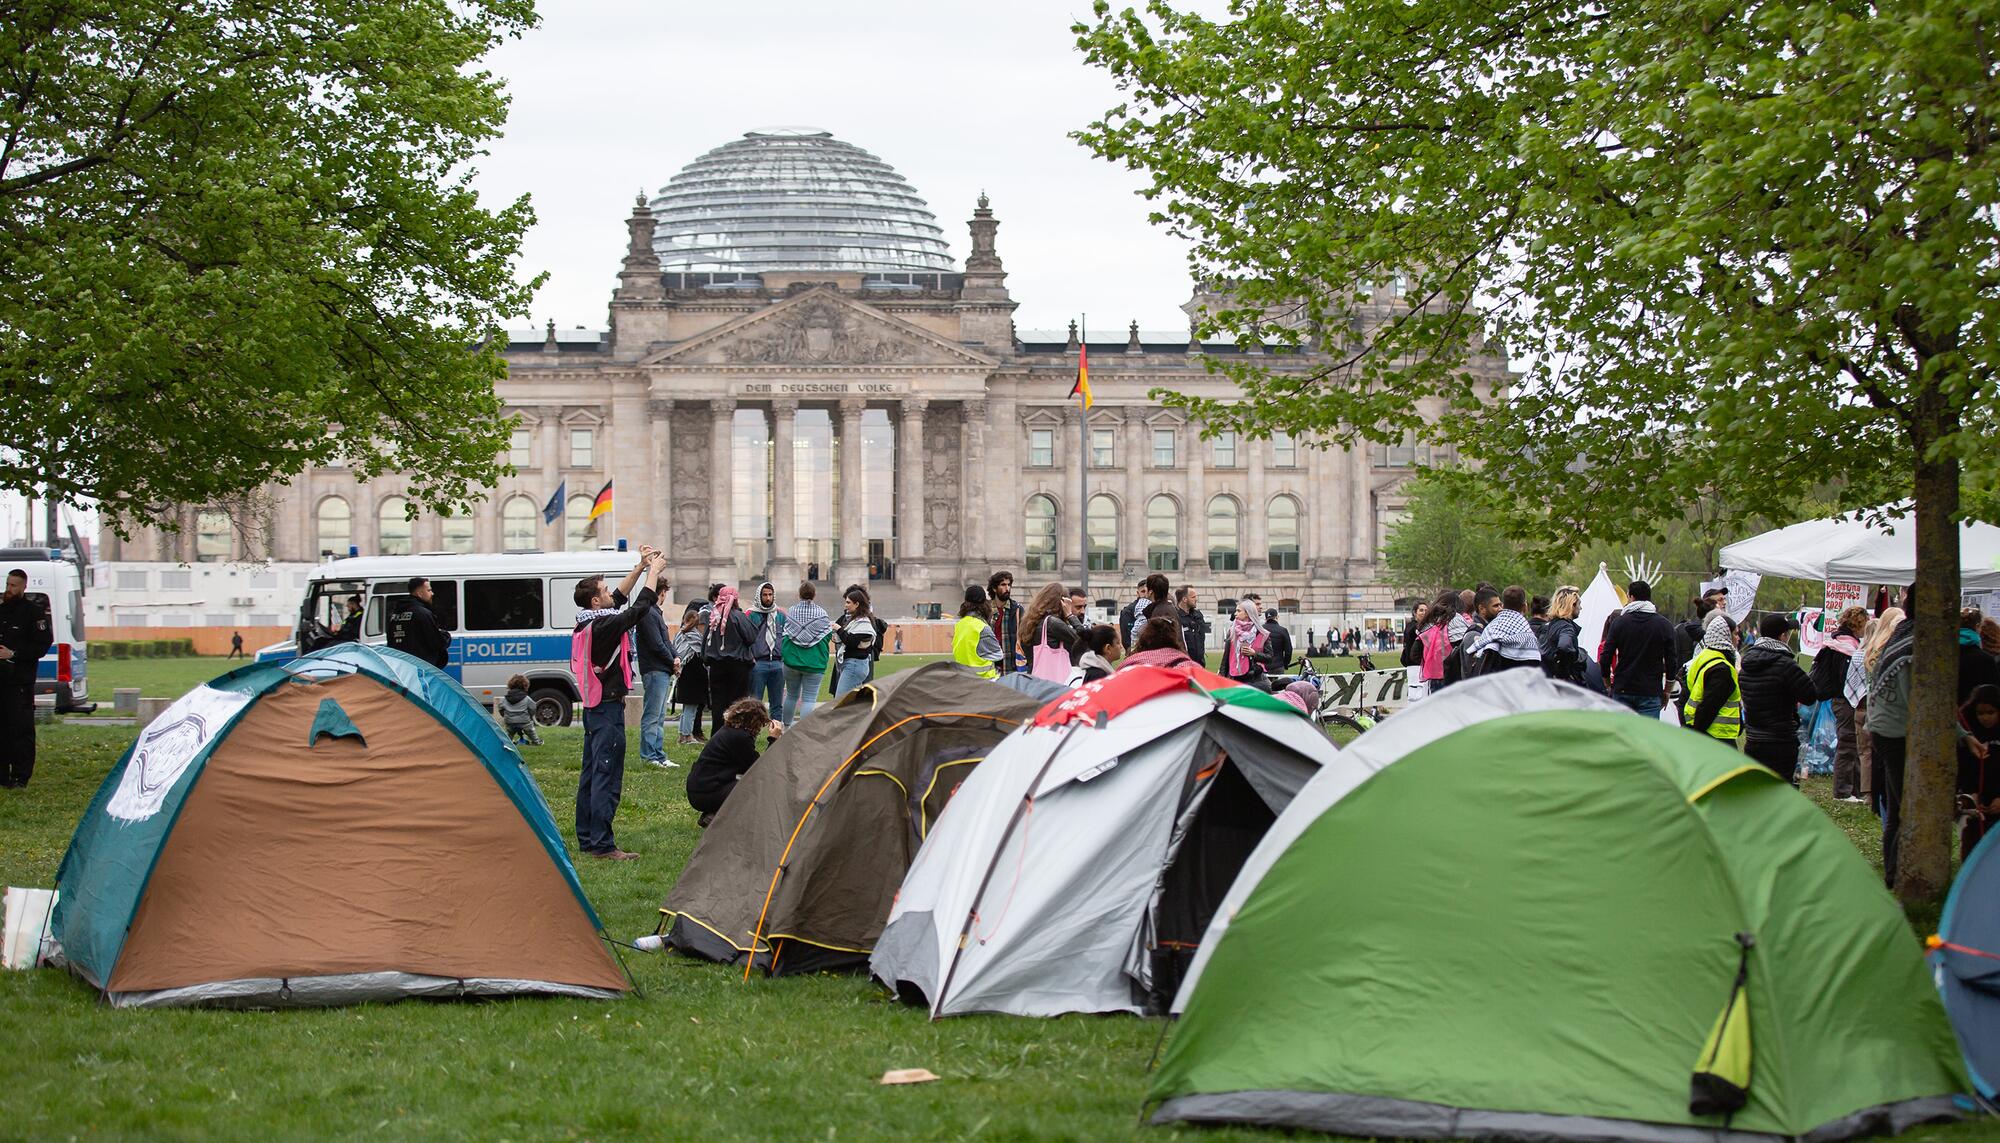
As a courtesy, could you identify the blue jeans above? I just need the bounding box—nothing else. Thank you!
[639,669,672,764]
[678,701,704,738]
[751,659,785,719]
[833,658,870,697]
[781,664,823,724]
[1614,693,1663,719]
[577,702,626,854]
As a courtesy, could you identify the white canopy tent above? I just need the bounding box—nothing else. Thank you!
[1719,508,2000,592]
[1576,564,1625,658]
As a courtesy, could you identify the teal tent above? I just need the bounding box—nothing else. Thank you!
[53,644,626,1007]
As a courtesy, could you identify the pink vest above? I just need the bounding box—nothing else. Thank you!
[571,623,631,708]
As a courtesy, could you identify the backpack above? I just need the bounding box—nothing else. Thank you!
[570,622,630,709]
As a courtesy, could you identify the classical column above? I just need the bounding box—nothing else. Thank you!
[768,399,799,582]
[710,398,736,576]
[649,397,673,553]
[898,397,927,563]
[835,398,868,585]
[982,392,1016,568]
[538,406,562,550]
[1184,418,1208,573]
[1246,434,1270,574]
[1122,409,1143,574]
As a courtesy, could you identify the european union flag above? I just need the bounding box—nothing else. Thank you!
[542,479,566,526]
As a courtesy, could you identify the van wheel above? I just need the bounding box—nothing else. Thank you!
[530,688,573,727]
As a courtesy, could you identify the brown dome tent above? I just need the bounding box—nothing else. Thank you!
[657,661,1042,976]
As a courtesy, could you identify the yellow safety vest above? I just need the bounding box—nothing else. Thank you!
[952,614,998,680]
[1682,648,1742,741]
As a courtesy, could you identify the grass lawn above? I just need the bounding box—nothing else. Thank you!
[0,657,1990,1140]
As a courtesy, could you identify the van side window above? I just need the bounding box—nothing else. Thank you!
[373,582,459,633]
[464,578,544,631]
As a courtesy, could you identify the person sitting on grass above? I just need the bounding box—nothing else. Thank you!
[686,698,782,828]
[498,673,541,747]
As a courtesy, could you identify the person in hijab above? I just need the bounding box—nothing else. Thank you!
[1284,678,1322,718]
[1223,601,1272,689]
[703,584,758,739]
[780,581,833,726]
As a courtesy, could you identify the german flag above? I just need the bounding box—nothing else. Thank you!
[1069,340,1093,409]
[586,479,613,524]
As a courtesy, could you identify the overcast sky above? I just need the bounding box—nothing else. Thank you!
[12,2,1203,546]
[476,0,1197,337]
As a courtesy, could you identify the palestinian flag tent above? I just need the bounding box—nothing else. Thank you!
[53,644,625,1008]
[657,661,1040,976]
[871,664,1332,1018]
[1930,827,2000,1104]
[1151,670,1966,1141]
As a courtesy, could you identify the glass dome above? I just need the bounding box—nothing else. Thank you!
[649,129,955,274]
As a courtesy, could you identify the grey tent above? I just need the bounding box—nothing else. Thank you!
[657,662,1042,975]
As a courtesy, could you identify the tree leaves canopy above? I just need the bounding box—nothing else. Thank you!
[0,1,541,530]
[1074,0,1999,552]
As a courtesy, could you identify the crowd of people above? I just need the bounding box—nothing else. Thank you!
[537,550,2000,876]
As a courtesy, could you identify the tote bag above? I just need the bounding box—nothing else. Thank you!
[1030,617,1075,684]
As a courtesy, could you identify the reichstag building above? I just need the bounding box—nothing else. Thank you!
[105,129,1511,612]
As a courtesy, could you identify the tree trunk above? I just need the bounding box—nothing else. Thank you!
[1893,395,1962,905]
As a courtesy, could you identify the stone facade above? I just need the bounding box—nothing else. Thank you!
[103,193,1511,616]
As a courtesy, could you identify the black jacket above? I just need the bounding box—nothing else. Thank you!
[702,607,758,663]
[636,602,676,675]
[686,725,760,813]
[1740,639,1817,746]
[1263,620,1294,672]
[1809,644,1852,702]
[0,593,53,686]
[387,596,451,669]
[1180,610,1209,664]
[1602,607,1675,698]
[578,585,656,707]
[1538,617,1585,683]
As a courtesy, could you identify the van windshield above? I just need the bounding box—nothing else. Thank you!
[301,579,369,643]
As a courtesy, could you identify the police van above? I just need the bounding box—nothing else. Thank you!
[269,551,653,726]
[0,548,90,712]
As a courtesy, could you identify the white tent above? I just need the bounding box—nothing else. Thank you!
[1576,564,1625,658]
[870,667,1337,1018]
[1720,508,2000,592]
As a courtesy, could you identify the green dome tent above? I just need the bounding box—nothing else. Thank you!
[1151,672,1966,1141]
[53,644,626,1008]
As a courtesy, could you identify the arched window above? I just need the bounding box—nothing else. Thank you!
[1146,495,1179,571]
[377,497,411,556]
[501,496,538,550]
[1268,495,1301,571]
[315,497,350,557]
[194,510,231,563]
[1086,495,1119,573]
[1206,495,1240,572]
[440,514,475,554]
[565,494,595,552]
[1023,495,1058,573]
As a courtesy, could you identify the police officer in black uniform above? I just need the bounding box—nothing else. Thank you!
[386,576,450,669]
[0,568,54,788]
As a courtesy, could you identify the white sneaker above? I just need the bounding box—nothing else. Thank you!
[1837,795,1865,804]
[647,758,680,769]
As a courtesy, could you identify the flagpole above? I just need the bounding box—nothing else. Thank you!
[1078,315,1088,604]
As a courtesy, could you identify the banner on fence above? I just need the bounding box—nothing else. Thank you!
[1318,666,1418,711]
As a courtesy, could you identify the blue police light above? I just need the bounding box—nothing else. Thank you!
[617,538,628,552]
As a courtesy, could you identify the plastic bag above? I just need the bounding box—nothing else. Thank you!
[1797,701,1837,777]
